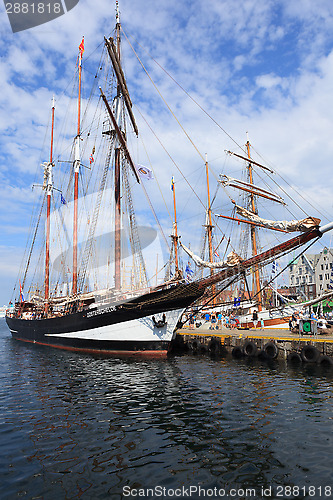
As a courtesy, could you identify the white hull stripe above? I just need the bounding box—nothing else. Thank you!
[45,309,185,342]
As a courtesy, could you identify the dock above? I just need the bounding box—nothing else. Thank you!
[173,323,333,365]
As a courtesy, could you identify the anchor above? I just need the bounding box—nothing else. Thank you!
[152,313,167,328]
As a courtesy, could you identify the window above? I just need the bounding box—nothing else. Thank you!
[321,264,324,270]
[309,276,312,283]
[299,268,302,275]
[319,275,323,280]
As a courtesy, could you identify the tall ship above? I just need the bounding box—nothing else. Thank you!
[6,3,333,353]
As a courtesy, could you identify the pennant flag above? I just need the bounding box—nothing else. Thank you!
[89,146,95,165]
[171,176,175,191]
[214,248,219,259]
[61,194,67,205]
[272,260,279,273]
[79,36,85,56]
[137,164,154,181]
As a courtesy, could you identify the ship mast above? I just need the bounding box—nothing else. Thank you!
[246,135,262,311]
[114,0,122,290]
[205,155,216,304]
[171,177,180,277]
[73,37,84,296]
[44,97,55,315]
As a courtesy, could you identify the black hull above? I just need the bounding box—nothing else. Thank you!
[6,282,203,355]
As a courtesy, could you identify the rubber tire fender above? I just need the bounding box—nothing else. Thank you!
[317,355,333,367]
[287,352,302,364]
[208,339,220,355]
[189,340,200,353]
[232,346,244,358]
[301,345,320,363]
[263,341,278,360]
[243,340,258,357]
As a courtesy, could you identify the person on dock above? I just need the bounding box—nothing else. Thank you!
[210,314,217,329]
[225,314,230,328]
[189,314,195,330]
[260,318,264,330]
[217,312,223,329]
[252,310,258,329]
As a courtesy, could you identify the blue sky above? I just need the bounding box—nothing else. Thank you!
[1,0,333,305]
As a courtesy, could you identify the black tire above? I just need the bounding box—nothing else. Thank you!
[232,346,244,358]
[243,340,258,357]
[189,340,200,353]
[317,355,333,367]
[199,343,208,354]
[208,339,220,355]
[263,341,278,360]
[287,352,302,364]
[301,346,320,363]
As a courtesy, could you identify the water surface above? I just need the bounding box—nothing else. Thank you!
[1,319,333,499]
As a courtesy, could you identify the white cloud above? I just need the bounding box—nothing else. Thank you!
[1,0,333,304]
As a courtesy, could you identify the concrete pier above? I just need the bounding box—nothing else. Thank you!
[173,323,333,364]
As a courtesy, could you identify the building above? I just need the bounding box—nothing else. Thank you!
[288,247,333,299]
[315,247,333,294]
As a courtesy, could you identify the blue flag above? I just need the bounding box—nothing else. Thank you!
[61,194,67,205]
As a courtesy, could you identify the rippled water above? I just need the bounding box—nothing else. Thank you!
[1,318,333,499]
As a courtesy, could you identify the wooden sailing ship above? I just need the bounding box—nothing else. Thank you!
[6,3,333,353]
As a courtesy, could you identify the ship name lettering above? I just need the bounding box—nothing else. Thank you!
[87,306,116,317]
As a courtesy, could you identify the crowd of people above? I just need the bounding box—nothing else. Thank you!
[184,310,264,330]
[289,309,333,332]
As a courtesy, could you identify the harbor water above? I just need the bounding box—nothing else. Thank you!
[1,318,333,499]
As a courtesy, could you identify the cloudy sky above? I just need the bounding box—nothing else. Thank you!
[1,0,333,305]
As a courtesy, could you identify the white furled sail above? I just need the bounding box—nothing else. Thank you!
[180,243,243,269]
[233,204,321,232]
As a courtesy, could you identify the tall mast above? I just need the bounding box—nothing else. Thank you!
[73,37,84,296]
[246,134,262,311]
[44,97,55,315]
[171,177,179,276]
[205,154,216,305]
[114,0,122,290]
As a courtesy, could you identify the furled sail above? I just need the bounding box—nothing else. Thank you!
[180,243,243,269]
[233,204,321,232]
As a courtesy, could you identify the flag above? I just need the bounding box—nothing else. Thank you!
[185,263,194,282]
[185,263,194,275]
[79,37,85,56]
[137,164,154,181]
[272,260,279,273]
[90,154,94,165]
[171,176,175,191]
[214,248,219,259]
[19,280,24,302]
[61,194,67,205]
[233,296,241,307]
